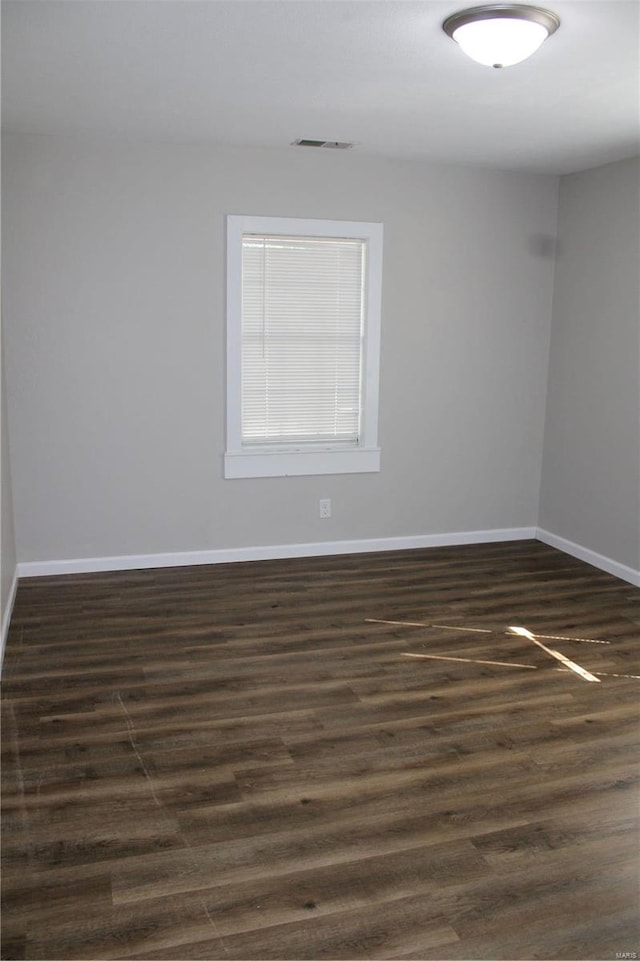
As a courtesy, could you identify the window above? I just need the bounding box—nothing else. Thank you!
[225,215,383,478]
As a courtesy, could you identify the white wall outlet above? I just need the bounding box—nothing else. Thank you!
[319,498,331,519]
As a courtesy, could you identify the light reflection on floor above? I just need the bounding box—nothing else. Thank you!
[401,651,537,669]
[508,625,599,682]
[365,617,639,682]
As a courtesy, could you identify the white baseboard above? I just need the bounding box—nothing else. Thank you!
[536,528,640,588]
[1,569,19,668]
[16,526,537,579]
[11,526,638,600]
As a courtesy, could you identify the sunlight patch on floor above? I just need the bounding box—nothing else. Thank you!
[365,617,639,683]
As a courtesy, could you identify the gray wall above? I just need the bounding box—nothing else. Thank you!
[3,134,557,563]
[1,341,17,640]
[539,157,640,571]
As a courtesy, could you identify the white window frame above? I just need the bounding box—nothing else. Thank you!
[225,215,383,479]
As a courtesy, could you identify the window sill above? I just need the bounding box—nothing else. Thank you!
[224,447,381,479]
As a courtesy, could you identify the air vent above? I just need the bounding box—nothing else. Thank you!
[292,139,354,150]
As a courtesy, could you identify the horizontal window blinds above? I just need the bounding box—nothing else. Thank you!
[241,234,365,446]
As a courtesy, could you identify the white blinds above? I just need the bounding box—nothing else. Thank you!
[241,234,365,446]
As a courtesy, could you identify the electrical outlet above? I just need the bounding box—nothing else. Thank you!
[319,498,331,519]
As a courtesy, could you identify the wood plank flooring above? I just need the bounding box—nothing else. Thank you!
[1,540,639,961]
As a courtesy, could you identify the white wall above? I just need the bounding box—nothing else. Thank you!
[539,157,640,573]
[3,134,558,565]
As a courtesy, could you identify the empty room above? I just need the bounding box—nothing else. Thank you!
[1,1,639,959]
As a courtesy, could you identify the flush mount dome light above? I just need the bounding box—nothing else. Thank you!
[443,4,560,68]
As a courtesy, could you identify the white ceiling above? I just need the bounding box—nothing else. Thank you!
[2,0,639,174]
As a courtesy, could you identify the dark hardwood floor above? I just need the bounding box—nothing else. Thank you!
[1,540,639,961]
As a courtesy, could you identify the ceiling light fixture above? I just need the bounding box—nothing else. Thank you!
[442,4,560,68]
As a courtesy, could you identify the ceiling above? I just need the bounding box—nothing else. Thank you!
[2,0,639,174]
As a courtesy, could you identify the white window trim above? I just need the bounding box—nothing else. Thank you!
[225,215,383,479]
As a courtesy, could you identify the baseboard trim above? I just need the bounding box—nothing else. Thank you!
[13,528,639,588]
[536,528,640,588]
[16,527,537,579]
[1,569,19,668]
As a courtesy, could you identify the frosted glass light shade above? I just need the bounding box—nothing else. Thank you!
[453,17,547,66]
[443,5,560,68]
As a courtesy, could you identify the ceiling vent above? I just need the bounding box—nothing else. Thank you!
[292,139,354,149]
